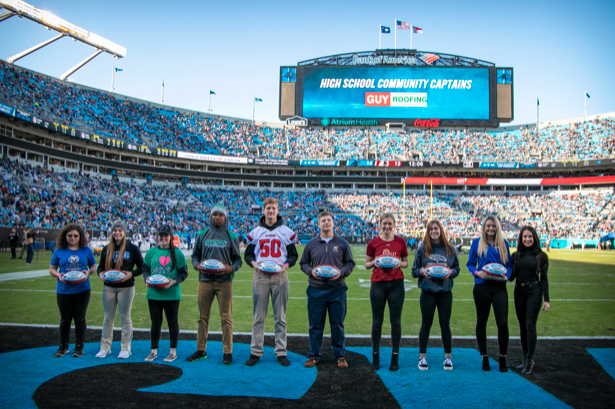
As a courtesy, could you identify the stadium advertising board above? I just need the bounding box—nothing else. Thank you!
[347,160,403,167]
[300,160,339,166]
[301,66,491,123]
[0,102,15,116]
[177,151,247,164]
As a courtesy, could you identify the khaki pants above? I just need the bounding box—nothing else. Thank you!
[197,281,233,354]
[251,270,289,357]
[101,285,135,352]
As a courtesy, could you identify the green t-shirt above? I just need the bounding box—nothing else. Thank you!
[143,246,187,301]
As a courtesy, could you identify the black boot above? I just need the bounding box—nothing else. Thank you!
[389,353,399,372]
[482,356,490,371]
[521,357,535,375]
[372,352,380,370]
[516,355,527,370]
[499,355,508,373]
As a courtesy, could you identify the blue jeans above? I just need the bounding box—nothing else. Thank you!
[26,244,34,264]
[306,285,347,360]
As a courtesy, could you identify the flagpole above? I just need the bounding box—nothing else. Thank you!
[208,89,211,116]
[411,24,413,50]
[253,96,255,125]
[379,25,381,49]
[584,90,587,120]
[161,79,164,104]
[111,65,114,92]
[394,19,397,50]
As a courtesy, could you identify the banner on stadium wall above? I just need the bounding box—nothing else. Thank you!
[300,160,339,166]
[0,102,15,116]
[479,162,519,169]
[177,151,248,164]
[249,158,289,166]
[401,175,615,186]
[15,110,30,121]
[347,160,403,167]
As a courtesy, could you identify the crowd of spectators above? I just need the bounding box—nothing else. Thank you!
[2,61,614,163]
[2,158,613,242]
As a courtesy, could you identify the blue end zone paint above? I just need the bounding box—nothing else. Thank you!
[587,348,615,381]
[0,341,316,408]
[347,347,572,409]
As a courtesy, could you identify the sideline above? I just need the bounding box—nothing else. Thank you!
[1,322,614,340]
[0,270,49,282]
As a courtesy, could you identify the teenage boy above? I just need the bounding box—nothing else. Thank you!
[244,197,298,367]
[300,211,355,368]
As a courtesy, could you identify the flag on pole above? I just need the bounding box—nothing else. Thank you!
[413,26,423,34]
[537,98,539,106]
[381,26,390,34]
[210,90,216,95]
[586,92,590,98]
[396,21,410,30]
[255,97,263,102]
[114,67,123,72]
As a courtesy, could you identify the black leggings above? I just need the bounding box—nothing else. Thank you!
[419,290,453,354]
[473,281,509,356]
[57,290,91,348]
[148,299,180,349]
[514,283,543,358]
[370,279,405,353]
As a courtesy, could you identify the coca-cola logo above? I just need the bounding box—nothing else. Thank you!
[414,118,440,127]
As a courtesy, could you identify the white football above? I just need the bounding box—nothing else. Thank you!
[424,264,451,278]
[313,265,340,279]
[63,271,87,284]
[482,263,507,277]
[101,270,127,283]
[199,259,226,274]
[146,274,171,289]
[257,261,284,274]
[374,255,401,269]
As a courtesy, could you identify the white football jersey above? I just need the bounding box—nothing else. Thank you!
[247,225,296,265]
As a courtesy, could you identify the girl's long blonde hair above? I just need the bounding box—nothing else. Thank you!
[477,215,508,264]
[104,233,127,271]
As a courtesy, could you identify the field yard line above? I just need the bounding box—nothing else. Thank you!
[0,289,613,302]
[1,322,614,340]
[0,270,50,281]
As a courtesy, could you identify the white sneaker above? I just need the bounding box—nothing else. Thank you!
[418,357,428,370]
[444,358,453,370]
[118,351,131,359]
[95,349,111,358]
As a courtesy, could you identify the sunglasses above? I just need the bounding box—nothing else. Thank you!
[67,234,80,238]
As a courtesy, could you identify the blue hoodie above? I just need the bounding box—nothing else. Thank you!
[466,238,512,284]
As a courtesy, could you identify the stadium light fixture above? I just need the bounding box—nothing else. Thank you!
[0,0,126,58]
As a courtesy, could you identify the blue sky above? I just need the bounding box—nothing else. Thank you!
[0,0,613,126]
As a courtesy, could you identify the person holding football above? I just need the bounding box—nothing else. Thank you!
[467,215,512,372]
[510,225,550,375]
[411,219,460,371]
[300,211,355,368]
[95,220,143,359]
[244,197,298,367]
[187,203,242,365]
[142,225,188,363]
[364,213,408,371]
[49,223,97,358]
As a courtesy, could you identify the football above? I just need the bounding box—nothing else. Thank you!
[424,264,451,278]
[199,259,226,274]
[313,265,340,279]
[374,255,401,269]
[100,269,127,283]
[482,263,508,277]
[257,261,284,274]
[62,271,87,285]
[146,274,171,289]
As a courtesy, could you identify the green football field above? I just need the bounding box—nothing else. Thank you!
[0,247,614,337]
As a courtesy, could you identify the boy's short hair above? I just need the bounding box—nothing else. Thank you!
[317,211,332,222]
[263,197,278,209]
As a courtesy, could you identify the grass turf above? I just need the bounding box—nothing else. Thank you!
[0,247,613,337]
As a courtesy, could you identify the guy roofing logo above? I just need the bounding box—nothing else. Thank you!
[321,118,330,127]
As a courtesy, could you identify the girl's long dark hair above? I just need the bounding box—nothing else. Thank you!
[55,223,87,250]
[159,239,177,271]
[512,225,548,271]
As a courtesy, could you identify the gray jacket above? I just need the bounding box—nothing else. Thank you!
[191,214,242,282]
[411,242,460,293]
[300,235,355,289]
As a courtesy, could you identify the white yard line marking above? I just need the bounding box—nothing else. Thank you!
[0,270,50,281]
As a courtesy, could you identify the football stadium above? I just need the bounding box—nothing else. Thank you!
[0,1,614,408]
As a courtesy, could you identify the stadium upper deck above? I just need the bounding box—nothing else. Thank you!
[1,61,613,163]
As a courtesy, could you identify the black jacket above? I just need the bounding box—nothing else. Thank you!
[300,235,355,289]
[97,240,144,288]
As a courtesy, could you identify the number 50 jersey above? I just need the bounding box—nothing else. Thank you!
[245,216,298,267]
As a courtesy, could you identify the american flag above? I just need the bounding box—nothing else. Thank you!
[396,21,410,30]
[421,53,440,64]
[413,26,423,34]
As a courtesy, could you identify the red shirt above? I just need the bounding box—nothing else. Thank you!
[366,236,408,283]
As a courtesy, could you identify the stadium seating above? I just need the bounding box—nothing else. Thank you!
[2,158,612,240]
[2,61,614,162]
